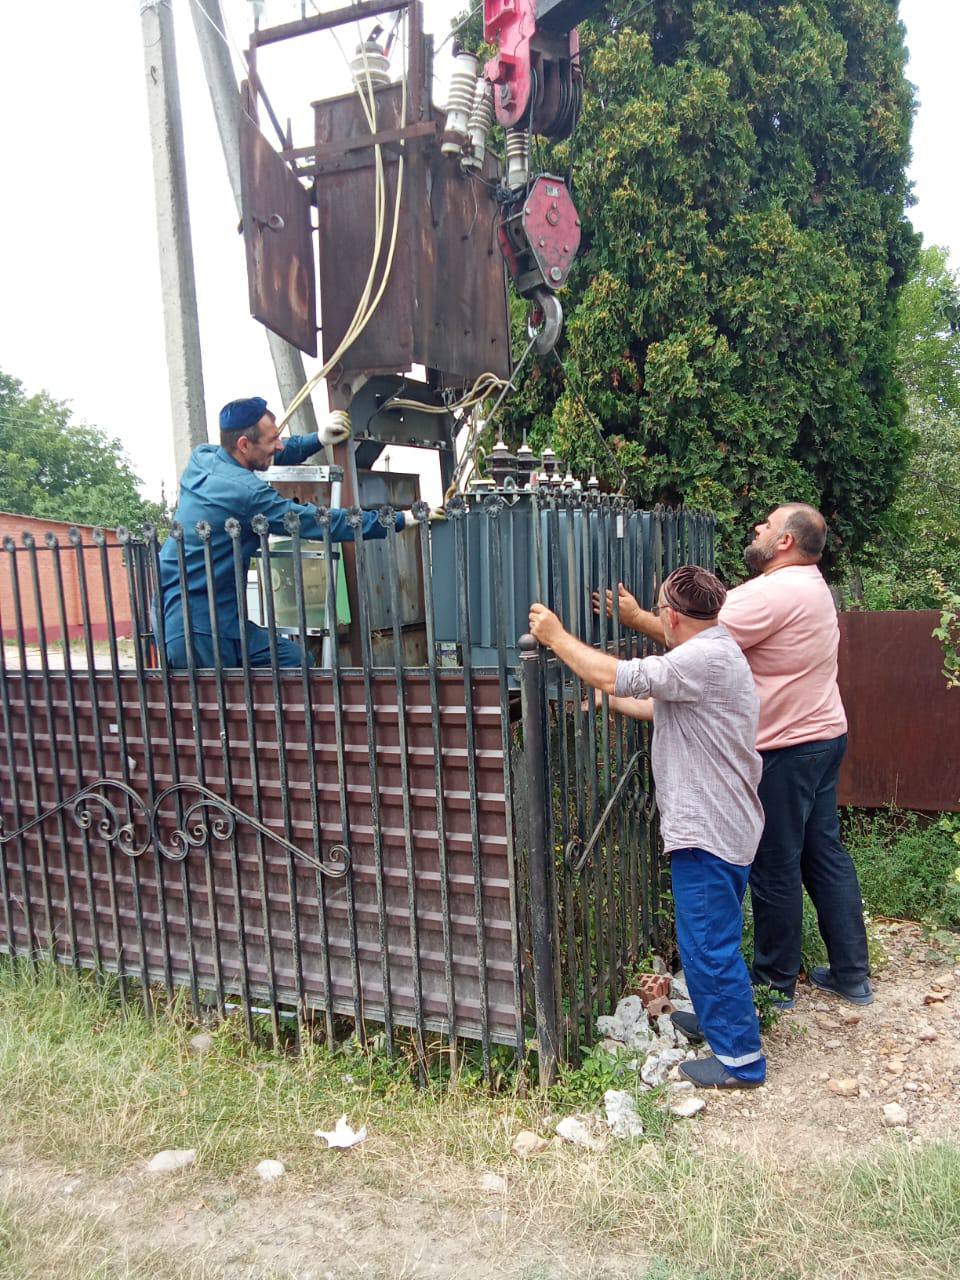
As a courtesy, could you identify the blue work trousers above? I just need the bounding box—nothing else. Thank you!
[165,624,313,670]
[750,734,869,999]
[671,847,766,1083]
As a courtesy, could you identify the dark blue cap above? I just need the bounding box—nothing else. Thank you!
[219,397,269,433]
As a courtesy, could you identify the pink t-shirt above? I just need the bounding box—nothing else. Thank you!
[719,564,847,752]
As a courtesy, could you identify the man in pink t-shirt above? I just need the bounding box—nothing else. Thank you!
[608,503,872,1008]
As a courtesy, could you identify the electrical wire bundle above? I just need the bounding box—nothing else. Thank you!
[276,18,408,432]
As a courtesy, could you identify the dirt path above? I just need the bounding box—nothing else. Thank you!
[698,921,960,1162]
[2,924,957,1280]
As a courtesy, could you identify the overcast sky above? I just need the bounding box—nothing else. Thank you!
[0,0,955,504]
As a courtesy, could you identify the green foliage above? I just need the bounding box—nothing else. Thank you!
[549,1042,670,1140]
[930,569,960,687]
[844,808,960,930]
[488,1,917,578]
[752,984,788,1033]
[0,369,166,531]
[851,245,960,607]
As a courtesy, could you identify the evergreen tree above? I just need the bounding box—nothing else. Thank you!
[488,0,917,577]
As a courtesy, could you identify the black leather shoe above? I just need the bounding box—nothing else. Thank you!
[670,1010,705,1045]
[809,966,874,1005]
[679,1056,763,1090]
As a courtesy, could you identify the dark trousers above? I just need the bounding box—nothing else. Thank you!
[672,848,765,1082]
[165,624,312,669]
[750,733,869,997]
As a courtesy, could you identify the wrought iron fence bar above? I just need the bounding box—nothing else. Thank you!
[382,506,427,1070]
[546,497,577,1062]
[23,534,79,971]
[94,529,154,1016]
[0,554,25,963]
[199,521,240,1023]
[450,496,492,1081]
[228,517,282,1044]
[170,526,207,1018]
[415,504,458,1055]
[118,531,170,1009]
[519,633,559,1085]
[350,509,395,1056]
[4,539,56,949]
[254,516,308,1043]
[319,510,364,1039]
[45,531,95,973]
[286,512,335,1048]
[144,525,184,1003]
[486,497,526,1060]
[70,525,127,1000]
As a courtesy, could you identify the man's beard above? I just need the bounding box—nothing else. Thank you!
[744,540,775,574]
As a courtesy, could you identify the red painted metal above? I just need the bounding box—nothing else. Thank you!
[0,669,519,1042]
[838,611,960,812]
[499,175,581,296]
[483,0,536,129]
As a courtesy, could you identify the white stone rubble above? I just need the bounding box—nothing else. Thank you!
[604,1089,644,1139]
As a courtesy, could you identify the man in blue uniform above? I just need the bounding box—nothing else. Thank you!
[158,396,412,668]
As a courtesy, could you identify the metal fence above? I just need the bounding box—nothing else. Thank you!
[0,495,714,1081]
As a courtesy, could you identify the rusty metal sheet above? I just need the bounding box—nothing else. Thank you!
[0,669,519,1044]
[314,87,510,383]
[240,111,317,356]
[838,610,960,812]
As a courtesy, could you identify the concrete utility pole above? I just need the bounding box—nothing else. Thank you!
[141,0,207,474]
[189,0,319,436]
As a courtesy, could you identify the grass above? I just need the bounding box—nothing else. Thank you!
[1,959,959,1279]
[843,809,960,929]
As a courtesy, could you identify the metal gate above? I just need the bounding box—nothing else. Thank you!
[0,496,713,1081]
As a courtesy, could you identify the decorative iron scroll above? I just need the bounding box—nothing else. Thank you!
[0,780,350,879]
[564,750,653,875]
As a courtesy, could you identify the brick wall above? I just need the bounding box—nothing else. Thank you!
[0,513,133,644]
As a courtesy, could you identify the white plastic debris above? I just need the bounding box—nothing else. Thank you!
[314,1115,368,1149]
[146,1149,196,1175]
[480,1172,507,1193]
[604,1089,644,1139]
[555,1115,604,1150]
[640,1047,686,1087]
[255,1159,286,1182]
[670,1096,706,1119]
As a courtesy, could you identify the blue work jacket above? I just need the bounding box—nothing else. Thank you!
[158,434,400,642]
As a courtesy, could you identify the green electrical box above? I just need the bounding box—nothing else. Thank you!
[259,539,351,634]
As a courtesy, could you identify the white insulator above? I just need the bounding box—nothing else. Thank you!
[351,39,391,91]
[462,78,494,171]
[505,127,530,190]
[442,52,480,156]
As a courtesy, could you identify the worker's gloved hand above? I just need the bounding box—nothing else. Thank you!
[318,410,352,448]
[398,505,446,529]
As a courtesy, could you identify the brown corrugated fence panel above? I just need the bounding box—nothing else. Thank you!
[0,670,520,1045]
[838,610,959,812]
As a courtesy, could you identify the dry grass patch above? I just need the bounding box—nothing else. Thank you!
[1,960,959,1280]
